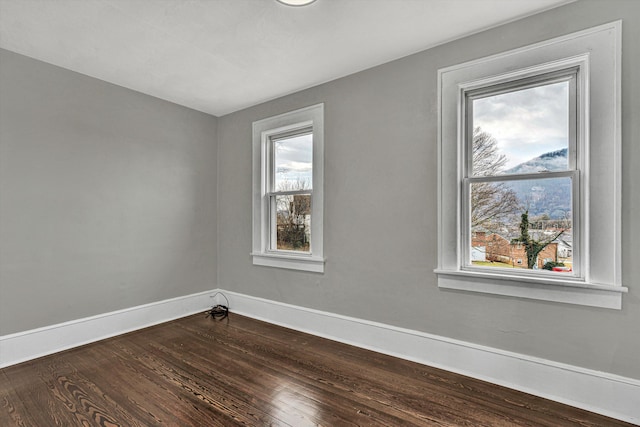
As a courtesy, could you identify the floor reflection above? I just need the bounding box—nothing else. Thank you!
[269,381,324,426]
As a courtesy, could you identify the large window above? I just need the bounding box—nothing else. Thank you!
[465,70,578,277]
[252,104,324,272]
[436,22,626,309]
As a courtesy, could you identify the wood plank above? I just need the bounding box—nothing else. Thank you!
[0,313,633,426]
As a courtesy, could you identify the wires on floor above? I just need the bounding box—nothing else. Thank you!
[206,292,229,321]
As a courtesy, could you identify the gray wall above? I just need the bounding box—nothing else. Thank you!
[217,0,640,380]
[0,49,218,335]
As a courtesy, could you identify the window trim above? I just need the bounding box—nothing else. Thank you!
[436,22,626,309]
[252,104,325,273]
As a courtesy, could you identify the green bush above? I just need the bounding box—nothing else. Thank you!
[543,261,565,271]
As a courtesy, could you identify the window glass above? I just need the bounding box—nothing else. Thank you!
[273,133,313,191]
[466,75,575,275]
[274,194,311,252]
[270,132,313,253]
[471,80,570,176]
[470,177,573,271]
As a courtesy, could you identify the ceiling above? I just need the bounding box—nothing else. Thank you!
[0,0,572,117]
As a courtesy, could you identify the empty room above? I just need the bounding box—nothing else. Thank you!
[1,0,639,425]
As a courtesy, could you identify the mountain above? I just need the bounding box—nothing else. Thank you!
[505,148,568,174]
[503,148,571,220]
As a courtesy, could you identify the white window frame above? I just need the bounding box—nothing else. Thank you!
[463,67,581,277]
[252,104,325,273]
[436,22,626,309]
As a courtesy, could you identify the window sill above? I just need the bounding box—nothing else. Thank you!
[434,269,627,309]
[252,252,325,273]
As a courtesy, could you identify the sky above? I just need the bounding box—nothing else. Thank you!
[274,133,313,190]
[472,80,569,170]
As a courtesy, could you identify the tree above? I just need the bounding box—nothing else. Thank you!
[512,211,563,269]
[472,127,507,176]
[276,194,310,250]
[471,128,521,229]
[275,178,311,251]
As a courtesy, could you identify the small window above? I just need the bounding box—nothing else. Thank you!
[252,104,324,272]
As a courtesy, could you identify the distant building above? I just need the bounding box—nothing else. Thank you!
[472,231,558,269]
[471,246,486,262]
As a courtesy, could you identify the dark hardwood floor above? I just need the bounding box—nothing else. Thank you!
[1,313,632,426]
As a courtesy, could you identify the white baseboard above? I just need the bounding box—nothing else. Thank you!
[0,289,217,368]
[2,288,638,424]
[222,290,640,425]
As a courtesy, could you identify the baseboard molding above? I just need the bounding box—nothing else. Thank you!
[222,290,640,425]
[3,288,638,424]
[0,289,217,369]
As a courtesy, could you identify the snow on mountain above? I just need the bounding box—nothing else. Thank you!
[505,148,568,174]
[502,148,571,219]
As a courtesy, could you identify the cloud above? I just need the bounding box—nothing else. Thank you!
[473,81,569,168]
[277,161,312,173]
[274,133,313,189]
[275,134,312,164]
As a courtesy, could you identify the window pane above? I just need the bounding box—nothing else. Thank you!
[274,133,312,191]
[470,177,572,272]
[275,194,311,252]
[472,81,569,176]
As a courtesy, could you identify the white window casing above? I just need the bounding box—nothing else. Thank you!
[436,22,626,309]
[252,104,325,273]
